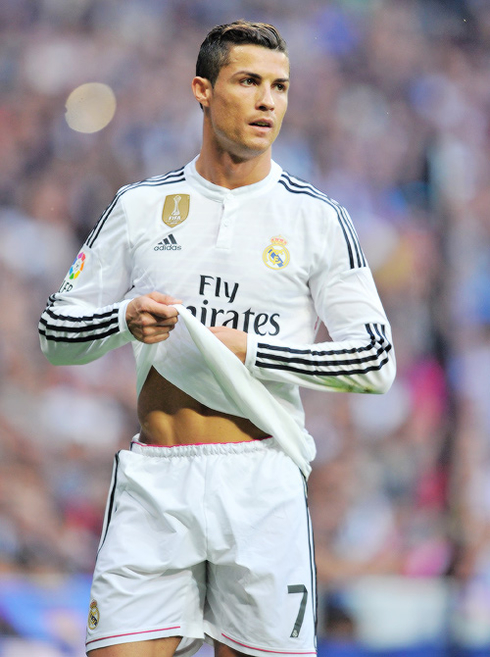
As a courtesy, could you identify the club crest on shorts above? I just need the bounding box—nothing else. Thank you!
[88,599,100,630]
[263,236,290,270]
[162,194,190,227]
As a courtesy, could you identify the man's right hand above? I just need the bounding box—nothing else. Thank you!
[126,292,182,343]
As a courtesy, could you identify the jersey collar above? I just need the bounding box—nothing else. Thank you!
[184,156,282,202]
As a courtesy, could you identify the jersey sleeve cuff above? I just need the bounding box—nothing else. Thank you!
[245,332,258,374]
[118,299,137,341]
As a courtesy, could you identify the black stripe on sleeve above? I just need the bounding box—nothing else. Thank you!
[278,172,367,270]
[86,167,186,249]
[255,323,392,377]
[38,325,120,343]
[39,306,120,342]
[337,204,367,268]
[43,305,118,325]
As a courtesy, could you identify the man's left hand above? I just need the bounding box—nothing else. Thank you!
[209,326,247,363]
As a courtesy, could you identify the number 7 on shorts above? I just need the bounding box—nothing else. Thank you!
[287,584,308,638]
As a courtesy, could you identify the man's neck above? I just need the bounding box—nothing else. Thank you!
[195,146,272,189]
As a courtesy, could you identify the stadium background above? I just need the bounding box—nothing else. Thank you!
[1,0,490,655]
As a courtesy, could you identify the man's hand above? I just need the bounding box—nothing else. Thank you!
[126,292,181,343]
[209,326,247,363]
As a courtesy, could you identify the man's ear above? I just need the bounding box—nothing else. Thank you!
[192,76,212,108]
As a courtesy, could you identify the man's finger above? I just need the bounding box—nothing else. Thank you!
[151,315,179,327]
[147,291,183,306]
[144,299,180,319]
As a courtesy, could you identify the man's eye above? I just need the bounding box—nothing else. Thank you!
[242,78,256,85]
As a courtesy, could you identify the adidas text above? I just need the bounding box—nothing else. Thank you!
[154,234,182,251]
[154,243,182,251]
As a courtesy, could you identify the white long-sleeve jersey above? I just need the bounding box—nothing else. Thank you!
[39,157,395,469]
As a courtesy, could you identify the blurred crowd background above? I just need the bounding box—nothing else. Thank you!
[1,0,490,654]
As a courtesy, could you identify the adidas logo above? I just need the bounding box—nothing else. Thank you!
[154,234,182,251]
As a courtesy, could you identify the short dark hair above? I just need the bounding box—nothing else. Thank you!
[196,20,288,86]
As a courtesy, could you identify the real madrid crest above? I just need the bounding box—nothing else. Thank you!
[162,194,190,227]
[88,599,100,630]
[263,235,290,270]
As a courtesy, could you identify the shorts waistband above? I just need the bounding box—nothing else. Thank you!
[130,436,275,458]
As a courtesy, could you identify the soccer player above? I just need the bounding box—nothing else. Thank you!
[39,20,395,657]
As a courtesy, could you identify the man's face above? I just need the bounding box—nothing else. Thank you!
[203,44,289,159]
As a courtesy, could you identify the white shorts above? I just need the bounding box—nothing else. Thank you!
[85,437,317,657]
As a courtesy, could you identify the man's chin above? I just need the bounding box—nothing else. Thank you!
[230,140,273,161]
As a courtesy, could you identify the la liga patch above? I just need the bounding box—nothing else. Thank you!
[68,251,86,280]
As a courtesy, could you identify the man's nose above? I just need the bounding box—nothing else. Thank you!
[257,85,274,111]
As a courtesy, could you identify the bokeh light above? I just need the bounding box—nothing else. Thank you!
[65,82,116,133]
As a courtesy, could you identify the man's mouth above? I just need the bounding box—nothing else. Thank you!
[250,120,273,128]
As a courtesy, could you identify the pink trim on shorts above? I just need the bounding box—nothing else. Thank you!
[131,437,272,449]
[221,633,317,655]
[86,625,181,646]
